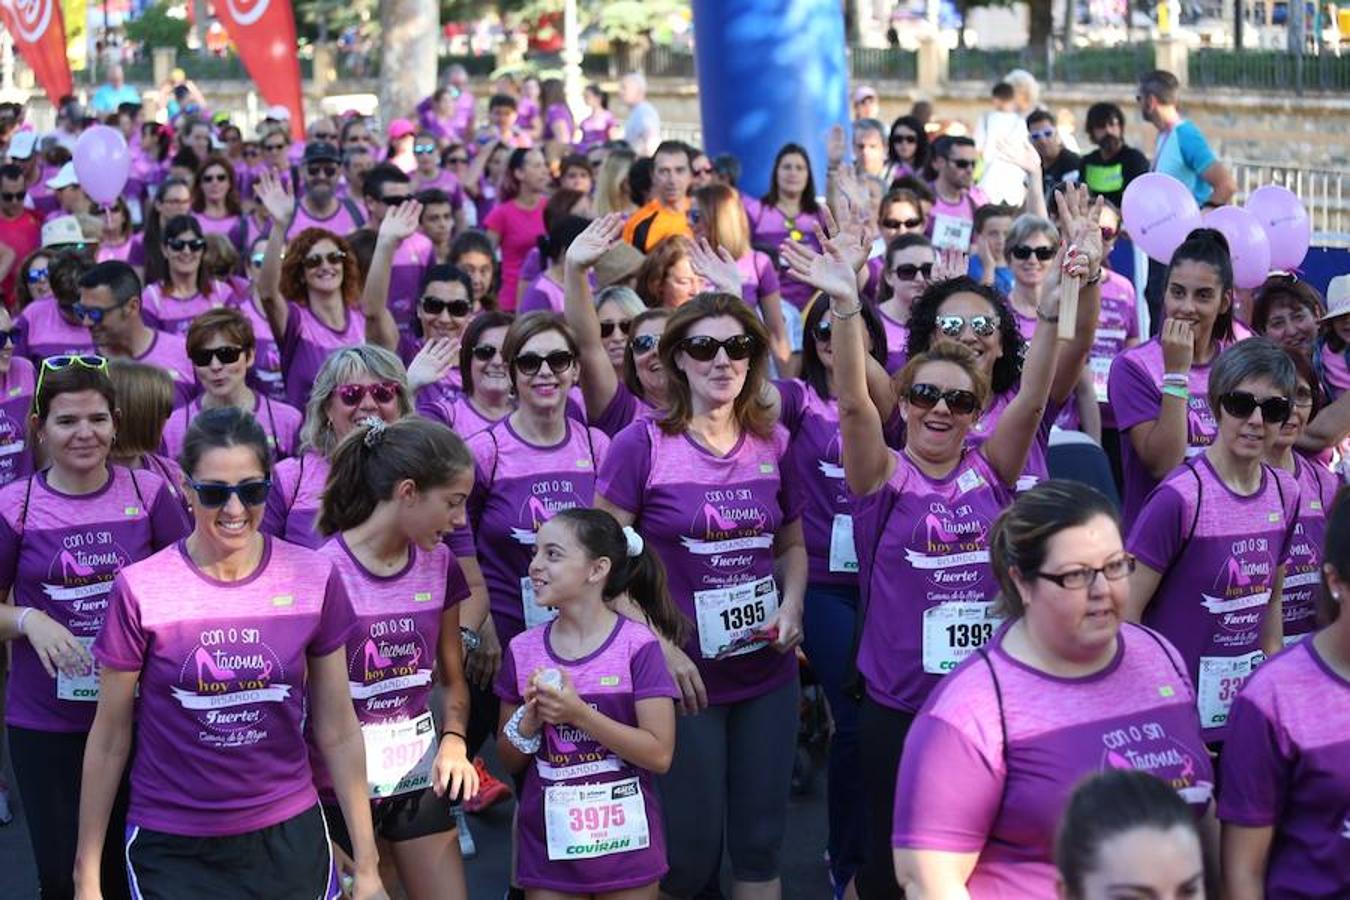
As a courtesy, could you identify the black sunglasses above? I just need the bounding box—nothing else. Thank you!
[1011,245,1056,262]
[882,217,925,230]
[515,350,576,377]
[421,296,472,317]
[380,194,412,207]
[0,190,25,202]
[891,133,918,144]
[1219,391,1292,425]
[189,478,271,509]
[907,383,980,416]
[812,318,833,342]
[303,251,347,269]
[893,263,933,281]
[936,314,1000,338]
[446,156,469,165]
[599,320,632,339]
[947,158,975,170]
[630,333,660,355]
[678,334,760,362]
[200,172,229,184]
[263,142,287,152]
[471,343,502,361]
[306,163,338,178]
[190,345,246,367]
[166,237,206,253]
[0,328,19,348]
[72,296,133,324]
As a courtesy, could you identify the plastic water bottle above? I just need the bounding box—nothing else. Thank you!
[537,667,562,690]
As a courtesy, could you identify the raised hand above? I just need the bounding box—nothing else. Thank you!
[566,213,624,270]
[379,197,423,244]
[406,337,458,392]
[826,123,847,167]
[782,227,862,304]
[933,246,971,283]
[689,237,742,296]
[254,168,295,226]
[1054,183,1105,277]
[819,203,869,274]
[993,131,1042,175]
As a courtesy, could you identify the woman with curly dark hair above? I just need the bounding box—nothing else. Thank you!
[254,169,365,408]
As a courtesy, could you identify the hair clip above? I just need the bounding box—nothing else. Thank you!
[361,417,388,447]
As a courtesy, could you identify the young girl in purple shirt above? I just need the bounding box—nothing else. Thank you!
[496,508,681,897]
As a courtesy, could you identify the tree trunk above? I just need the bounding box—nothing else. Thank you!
[1028,0,1054,55]
[380,0,438,124]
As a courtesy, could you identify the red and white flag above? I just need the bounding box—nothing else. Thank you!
[0,0,73,104]
[210,0,305,138]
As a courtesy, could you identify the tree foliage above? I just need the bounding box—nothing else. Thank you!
[125,1,191,52]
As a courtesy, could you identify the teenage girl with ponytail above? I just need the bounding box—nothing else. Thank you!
[495,507,682,899]
[314,417,481,900]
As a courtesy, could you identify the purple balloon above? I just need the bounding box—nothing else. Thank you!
[1121,173,1202,264]
[73,125,131,205]
[1202,206,1272,291]
[1244,185,1311,271]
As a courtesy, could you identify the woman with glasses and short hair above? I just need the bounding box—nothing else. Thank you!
[891,481,1214,898]
[262,345,412,549]
[161,307,303,461]
[1126,337,1301,751]
[75,407,389,900]
[140,214,235,335]
[0,356,189,900]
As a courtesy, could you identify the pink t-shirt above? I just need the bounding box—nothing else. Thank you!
[141,280,236,335]
[0,466,190,731]
[262,451,330,549]
[14,297,97,364]
[279,301,366,409]
[416,393,508,439]
[227,294,287,401]
[496,616,678,892]
[466,419,609,648]
[94,537,354,836]
[1127,456,1299,741]
[196,212,246,252]
[0,357,36,488]
[1219,639,1350,897]
[892,623,1214,898]
[484,199,546,311]
[161,393,303,462]
[285,201,365,242]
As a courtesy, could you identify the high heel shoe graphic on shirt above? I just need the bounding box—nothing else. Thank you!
[527,496,554,530]
[58,549,96,579]
[1224,557,1252,591]
[195,647,236,687]
[363,639,394,678]
[701,503,765,535]
[924,514,964,545]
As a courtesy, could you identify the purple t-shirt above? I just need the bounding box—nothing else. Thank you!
[262,451,330,549]
[417,393,507,439]
[1091,269,1140,430]
[577,110,617,152]
[128,329,197,409]
[141,280,236,335]
[0,466,189,731]
[893,623,1214,898]
[519,271,566,315]
[484,200,546,312]
[1110,337,1228,525]
[0,357,36,488]
[742,196,823,310]
[1280,457,1338,644]
[597,419,802,705]
[14,297,97,364]
[853,448,1012,711]
[962,387,1056,493]
[1219,639,1350,898]
[778,380,854,588]
[286,201,363,242]
[878,306,908,374]
[279,301,366,410]
[466,419,609,648]
[94,537,353,836]
[736,251,780,312]
[591,382,658,439]
[226,293,286,401]
[386,232,436,335]
[308,535,468,799]
[161,394,303,462]
[1128,456,1299,741]
[495,616,678,892]
[196,212,246,252]
[411,170,466,211]
[543,103,575,145]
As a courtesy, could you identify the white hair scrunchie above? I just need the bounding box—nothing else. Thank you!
[362,417,389,448]
[623,526,644,558]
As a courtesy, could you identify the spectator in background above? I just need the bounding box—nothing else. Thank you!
[969,203,1016,297]
[1003,68,1040,116]
[1027,108,1081,198]
[622,141,691,253]
[852,118,888,179]
[447,64,477,142]
[1137,69,1235,209]
[0,163,41,305]
[976,82,1030,206]
[690,150,715,190]
[620,73,662,157]
[711,153,741,189]
[477,94,531,150]
[1079,101,1150,210]
[926,136,987,251]
[853,86,880,123]
[91,65,140,116]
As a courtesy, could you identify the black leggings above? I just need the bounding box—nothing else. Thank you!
[856,698,916,900]
[8,725,132,900]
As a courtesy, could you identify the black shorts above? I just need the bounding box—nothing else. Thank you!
[323,786,459,856]
[125,804,339,900]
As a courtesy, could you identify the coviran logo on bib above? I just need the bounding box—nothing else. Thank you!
[225,0,270,25]
[3,0,53,43]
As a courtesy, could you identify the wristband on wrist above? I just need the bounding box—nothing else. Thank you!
[1161,373,1189,386]
[440,729,466,743]
[1084,268,1103,286]
[1037,308,1059,323]
[1161,384,1190,401]
[16,607,34,635]
[831,303,862,321]
[504,706,541,755]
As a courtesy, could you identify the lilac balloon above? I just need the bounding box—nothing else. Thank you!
[1244,185,1311,271]
[1121,173,1202,264]
[73,125,131,205]
[1202,206,1272,291]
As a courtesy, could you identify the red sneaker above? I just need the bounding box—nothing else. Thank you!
[464,756,511,813]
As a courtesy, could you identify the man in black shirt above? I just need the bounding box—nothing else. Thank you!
[1077,101,1151,209]
[1027,108,1081,199]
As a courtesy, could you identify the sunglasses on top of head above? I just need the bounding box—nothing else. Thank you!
[1218,391,1292,424]
[1010,245,1056,262]
[166,237,206,253]
[514,350,576,377]
[678,334,760,362]
[906,382,980,416]
[421,296,472,317]
[189,478,272,509]
[189,345,246,367]
[335,381,400,407]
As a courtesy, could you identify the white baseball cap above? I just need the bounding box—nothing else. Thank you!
[42,214,94,248]
[264,104,292,122]
[1322,275,1350,322]
[7,131,36,161]
[46,162,79,190]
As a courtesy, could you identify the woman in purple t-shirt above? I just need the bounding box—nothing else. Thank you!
[76,407,387,900]
[263,345,413,550]
[1127,338,1300,747]
[496,508,681,896]
[138,215,235,336]
[0,359,189,900]
[875,233,936,373]
[1109,229,1243,525]
[892,482,1215,898]
[255,169,368,409]
[1219,496,1350,898]
[0,305,36,489]
[190,155,246,259]
[744,143,825,310]
[596,295,807,899]
[314,417,479,900]
[785,228,1080,898]
[577,84,619,152]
